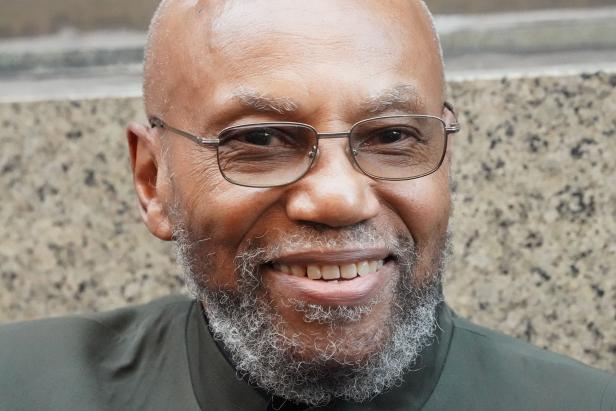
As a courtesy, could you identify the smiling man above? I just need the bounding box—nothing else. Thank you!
[1,0,615,410]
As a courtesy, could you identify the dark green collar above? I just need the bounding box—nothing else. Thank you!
[186,301,454,411]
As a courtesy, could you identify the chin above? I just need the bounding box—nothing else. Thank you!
[271,293,397,364]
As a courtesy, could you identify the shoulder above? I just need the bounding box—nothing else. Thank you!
[431,310,616,410]
[0,295,194,410]
[450,313,614,382]
[0,294,192,346]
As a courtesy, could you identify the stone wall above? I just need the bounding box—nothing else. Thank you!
[0,70,614,372]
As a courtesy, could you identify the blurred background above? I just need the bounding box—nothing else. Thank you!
[1,0,615,36]
[1,0,616,100]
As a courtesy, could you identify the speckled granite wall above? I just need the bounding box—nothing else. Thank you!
[1,70,615,372]
[446,71,616,373]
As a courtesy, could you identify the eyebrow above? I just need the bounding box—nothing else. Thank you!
[233,87,298,115]
[231,83,426,117]
[362,84,426,115]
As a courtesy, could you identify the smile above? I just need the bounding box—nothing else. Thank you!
[262,249,394,305]
[273,259,385,280]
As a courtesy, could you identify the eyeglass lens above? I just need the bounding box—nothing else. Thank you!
[216,116,446,187]
[217,124,317,187]
[350,116,446,180]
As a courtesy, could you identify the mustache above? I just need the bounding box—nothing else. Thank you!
[236,222,414,265]
[173,216,417,291]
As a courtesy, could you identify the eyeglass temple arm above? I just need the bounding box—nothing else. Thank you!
[443,101,461,135]
[149,116,220,145]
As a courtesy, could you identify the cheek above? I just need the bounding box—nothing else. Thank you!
[201,189,280,247]
[176,171,281,252]
[387,170,451,281]
[168,145,283,274]
[381,169,451,243]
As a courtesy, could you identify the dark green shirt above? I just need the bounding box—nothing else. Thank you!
[1,295,614,410]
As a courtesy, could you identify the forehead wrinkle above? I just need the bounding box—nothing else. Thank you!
[363,84,426,115]
[233,87,299,115]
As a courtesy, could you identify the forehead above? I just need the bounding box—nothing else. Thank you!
[161,0,442,121]
[213,0,407,53]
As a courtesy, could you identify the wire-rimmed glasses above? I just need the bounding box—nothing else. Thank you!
[149,108,460,188]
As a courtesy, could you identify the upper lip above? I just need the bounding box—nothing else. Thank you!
[270,248,390,265]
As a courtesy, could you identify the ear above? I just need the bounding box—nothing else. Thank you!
[126,121,173,241]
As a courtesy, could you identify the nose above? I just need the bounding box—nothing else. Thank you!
[284,140,380,228]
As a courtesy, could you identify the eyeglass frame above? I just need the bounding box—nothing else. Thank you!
[148,102,461,188]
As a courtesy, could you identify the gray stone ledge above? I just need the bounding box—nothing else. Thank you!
[2,7,616,102]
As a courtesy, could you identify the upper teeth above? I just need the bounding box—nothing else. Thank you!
[274,260,385,280]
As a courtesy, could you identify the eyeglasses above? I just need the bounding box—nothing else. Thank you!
[149,107,460,188]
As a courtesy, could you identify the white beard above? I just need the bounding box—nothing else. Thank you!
[175,222,449,406]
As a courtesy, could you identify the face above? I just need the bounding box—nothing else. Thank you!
[129,0,453,405]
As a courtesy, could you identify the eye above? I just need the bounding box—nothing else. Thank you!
[227,127,294,147]
[375,129,405,144]
[242,129,275,146]
[361,127,423,147]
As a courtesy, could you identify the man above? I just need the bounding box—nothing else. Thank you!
[1,0,614,410]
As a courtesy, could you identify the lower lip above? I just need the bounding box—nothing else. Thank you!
[263,261,394,306]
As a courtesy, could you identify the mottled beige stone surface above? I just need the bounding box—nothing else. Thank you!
[447,71,616,373]
[0,71,614,372]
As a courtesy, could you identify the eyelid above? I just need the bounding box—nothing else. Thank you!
[358,124,420,135]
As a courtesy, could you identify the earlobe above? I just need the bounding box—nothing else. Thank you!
[126,122,173,241]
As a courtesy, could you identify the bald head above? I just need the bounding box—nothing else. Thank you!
[143,0,445,117]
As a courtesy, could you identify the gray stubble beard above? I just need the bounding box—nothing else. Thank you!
[175,222,450,406]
